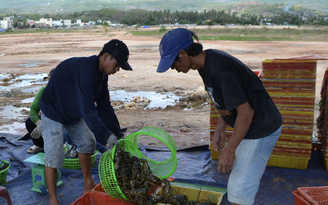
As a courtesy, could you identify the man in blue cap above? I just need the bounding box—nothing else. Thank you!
[157,28,282,205]
[40,39,132,205]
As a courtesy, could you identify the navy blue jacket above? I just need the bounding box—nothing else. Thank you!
[40,55,122,144]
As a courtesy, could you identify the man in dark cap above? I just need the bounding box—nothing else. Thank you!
[40,39,132,205]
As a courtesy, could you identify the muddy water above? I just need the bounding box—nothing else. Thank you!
[0,73,184,134]
[0,73,48,92]
[110,90,181,109]
[0,105,29,134]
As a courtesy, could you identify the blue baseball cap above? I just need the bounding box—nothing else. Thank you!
[157,28,194,73]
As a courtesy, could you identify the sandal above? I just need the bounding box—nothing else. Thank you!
[27,145,44,154]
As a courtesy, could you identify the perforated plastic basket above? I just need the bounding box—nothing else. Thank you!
[98,145,127,200]
[292,191,311,205]
[98,127,178,200]
[297,186,328,205]
[71,192,132,205]
[0,160,10,186]
[123,126,178,179]
[62,150,98,169]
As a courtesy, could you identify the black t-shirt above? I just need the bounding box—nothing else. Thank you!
[198,49,282,139]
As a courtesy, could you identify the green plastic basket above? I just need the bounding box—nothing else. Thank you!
[61,150,98,169]
[98,127,178,200]
[98,145,128,200]
[123,126,178,179]
[0,160,10,186]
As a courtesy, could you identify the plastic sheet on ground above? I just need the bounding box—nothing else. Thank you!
[1,133,328,205]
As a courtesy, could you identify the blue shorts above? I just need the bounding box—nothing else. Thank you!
[227,126,282,205]
[41,113,96,168]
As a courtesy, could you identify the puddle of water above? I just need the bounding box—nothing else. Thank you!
[110,90,180,109]
[21,86,43,93]
[0,91,182,134]
[0,73,10,80]
[0,122,26,135]
[16,61,49,68]
[1,105,29,120]
[15,73,47,81]
[0,73,48,92]
[21,97,35,103]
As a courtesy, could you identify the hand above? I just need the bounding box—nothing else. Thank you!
[106,133,119,150]
[212,129,226,152]
[31,120,42,139]
[120,127,127,133]
[115,132,125,140]
[217,148,235,174]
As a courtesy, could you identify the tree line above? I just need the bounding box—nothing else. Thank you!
[1,8,328,28]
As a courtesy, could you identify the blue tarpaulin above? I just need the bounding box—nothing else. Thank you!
[1,132,328,205]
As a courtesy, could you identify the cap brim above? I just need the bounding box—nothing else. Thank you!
[157,55,176,73]
[117,60,133,71]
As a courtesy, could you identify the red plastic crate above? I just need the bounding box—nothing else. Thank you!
[71,192,132,205]
[297,186,328,205]
[292,191,311,205]
[91,183,107,195]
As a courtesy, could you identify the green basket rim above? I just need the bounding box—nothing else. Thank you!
[99,145,128,200]
[0,160,10,174]
[124,127,177,179]
[63,150,98,161]
[126,126,177,152]
[98,127,178,200]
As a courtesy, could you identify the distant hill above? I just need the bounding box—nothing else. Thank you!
[0,0,327,15]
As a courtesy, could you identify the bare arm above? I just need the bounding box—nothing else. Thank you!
[217,102,254,173]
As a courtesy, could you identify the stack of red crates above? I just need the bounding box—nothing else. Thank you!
[316,68,328,170]
[292,186,328,205]
[261,59,317,169]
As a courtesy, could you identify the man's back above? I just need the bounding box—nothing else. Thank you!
[40,55,100,125]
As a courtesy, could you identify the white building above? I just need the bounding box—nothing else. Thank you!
[52,20,62,27]
[97,20,102,24]
[63,19,71,27]
[26,19,35,26]
[104,20,112,25]
[35,18,53,27]
[52,19,71,27]
[1,16,14,29]
[88,21,96,25]
[76,19,82,25]
[0,20,8,29]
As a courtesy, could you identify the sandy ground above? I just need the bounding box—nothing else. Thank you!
[0,26,327,148]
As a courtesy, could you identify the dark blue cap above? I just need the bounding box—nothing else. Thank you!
[157,28,194,73]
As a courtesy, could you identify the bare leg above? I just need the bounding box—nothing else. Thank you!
[79,153,96,193]
[45,166,59,205]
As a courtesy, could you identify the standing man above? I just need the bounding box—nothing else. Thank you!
[157,28,282,205]
[40,39,132,205]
